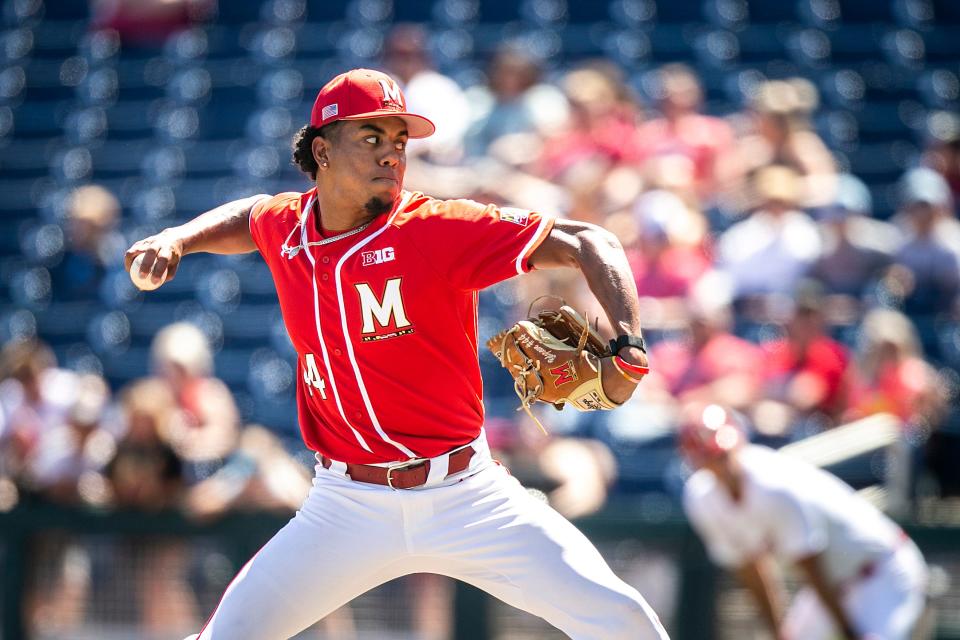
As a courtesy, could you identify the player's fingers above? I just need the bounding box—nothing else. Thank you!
[166,253,182,281]
[136,247,159,277]
[123,240,150,271]
[151,247,174,283]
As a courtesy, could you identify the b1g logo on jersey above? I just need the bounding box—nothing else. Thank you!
[355,277,414,342]
[361,247,395,266]
[499,207,530,226]
[548,361,578,386]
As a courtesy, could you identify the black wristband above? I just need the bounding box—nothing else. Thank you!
[609,334,646,355]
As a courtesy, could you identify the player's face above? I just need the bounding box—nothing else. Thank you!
[326,117,408,214]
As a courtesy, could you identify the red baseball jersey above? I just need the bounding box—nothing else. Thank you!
[249,189,554,464]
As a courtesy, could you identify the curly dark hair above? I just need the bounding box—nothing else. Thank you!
[291,121,343,180]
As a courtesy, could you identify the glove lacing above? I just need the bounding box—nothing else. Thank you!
[497,328,549,435]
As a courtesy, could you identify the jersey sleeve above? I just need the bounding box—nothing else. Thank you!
[767,488,829,561]
[248,192,298,256]
[408,198,555,291]
[683,478,749,568]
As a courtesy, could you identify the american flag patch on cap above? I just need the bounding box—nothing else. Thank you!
[321,103,338,120]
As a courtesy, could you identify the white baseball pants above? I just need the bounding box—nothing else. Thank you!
[782,540,928,640]
[193,441,668,639]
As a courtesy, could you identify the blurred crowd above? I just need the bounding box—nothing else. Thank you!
[2,12,960,637]
[386,27,960,498]
[4,21,960,514]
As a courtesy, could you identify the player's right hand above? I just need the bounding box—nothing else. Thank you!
[124,230,186,287]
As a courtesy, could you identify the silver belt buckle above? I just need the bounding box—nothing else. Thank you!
[385,458,427,490]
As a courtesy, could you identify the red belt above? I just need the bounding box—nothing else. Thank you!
[320,446,476,490]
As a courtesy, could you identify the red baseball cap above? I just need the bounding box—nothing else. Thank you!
[310,68,435,139]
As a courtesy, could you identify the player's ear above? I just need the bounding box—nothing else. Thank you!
[312,136,330,170]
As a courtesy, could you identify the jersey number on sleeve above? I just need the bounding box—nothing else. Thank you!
[302,353,327,399]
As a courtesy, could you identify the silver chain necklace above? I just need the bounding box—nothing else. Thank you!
[306,220,373,246]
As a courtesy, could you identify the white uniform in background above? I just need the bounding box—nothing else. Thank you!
[684,445,927,640]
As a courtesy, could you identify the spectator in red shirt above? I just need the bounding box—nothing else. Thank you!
[635,64,740,202]
[649,284,763,411]
[538,65,641,181]
[759,289,851,429]
[629,190,712,299]
[847,308,945,426]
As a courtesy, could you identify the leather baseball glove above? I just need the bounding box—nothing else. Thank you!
[486,303,622,431]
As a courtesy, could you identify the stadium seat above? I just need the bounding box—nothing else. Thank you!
[836,0,896,23]
[824,25,882,65]
[100,345,150,387]
[921,28,960,66]
[846,142,914,183]
[746,0,800,24]
[653,0,703,24]
[29,21,84,59]
[648,24,699,62]
[214,0,266,26]
[106,101,155,139]
[736,26,789,64]
[917,69,960,108]
[931,0,960,25]
[0,139,52,178]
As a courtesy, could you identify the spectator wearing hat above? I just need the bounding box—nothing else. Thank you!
[149,322,240,479]
[647,279,763,411]
[809,174,894,298]
[50,185,125,302]
[737,79,837,208]
[629,190,712,300]
[887,167,960,318]
[463,44,569,160]
[846,309,945,428]
[634,64,741,202]
[921,113,960,213]
[537,64,642,181]
[717,165,822,300]
[0,340,78,492]
[382,24,470,165]
[25,373,114,505]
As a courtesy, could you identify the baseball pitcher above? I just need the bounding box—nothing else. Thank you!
[125,69,668,639]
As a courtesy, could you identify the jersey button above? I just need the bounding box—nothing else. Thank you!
[334,348,342,356]
[354,411,363,419]
[321,273,329,281]
[322,256,330,264]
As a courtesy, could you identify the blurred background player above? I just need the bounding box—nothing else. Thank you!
[680,402,928,640]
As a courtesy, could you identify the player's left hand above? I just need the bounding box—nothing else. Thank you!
[488,304,646,420]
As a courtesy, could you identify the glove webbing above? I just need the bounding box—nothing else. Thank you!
[497,327,549,435]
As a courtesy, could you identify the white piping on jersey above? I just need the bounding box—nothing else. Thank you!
[334,191,418,459]
[281,195,373,259]
[514,215,551,275]
[299,193,373,453]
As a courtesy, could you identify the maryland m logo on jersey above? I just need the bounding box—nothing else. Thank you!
[355,277,414,341]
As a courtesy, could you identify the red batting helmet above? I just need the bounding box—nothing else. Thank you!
[677,403,746,462]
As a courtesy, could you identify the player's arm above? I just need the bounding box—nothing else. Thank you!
[123,195,267,286]
[795,553,860,640]
[735,555,787,639]
[529,219,647,402]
